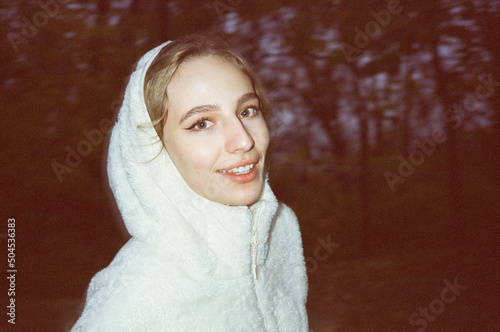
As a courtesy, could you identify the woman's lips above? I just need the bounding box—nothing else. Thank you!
[219,158,258,171]
[218,163,255,174]
[217,162,258,184]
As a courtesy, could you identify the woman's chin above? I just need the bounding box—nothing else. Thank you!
[186,167,266,206]
[207,180,264,206]
[219,184,264,206]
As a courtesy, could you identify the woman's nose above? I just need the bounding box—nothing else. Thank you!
[225,118,255,153]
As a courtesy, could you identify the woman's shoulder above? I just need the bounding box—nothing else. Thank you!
[72,238,207,331]
[82,239,159,303]
[268,201,303,250]
[274,201,300,229]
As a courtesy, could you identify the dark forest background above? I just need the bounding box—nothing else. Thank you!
[1,0,499,331]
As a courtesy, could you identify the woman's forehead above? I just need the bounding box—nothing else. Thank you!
[166,55,254,113]
[173,55,248,84]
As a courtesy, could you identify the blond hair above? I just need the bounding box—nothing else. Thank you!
[144,32,270,140]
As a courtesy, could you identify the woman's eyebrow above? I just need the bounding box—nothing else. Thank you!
[236,92,259,107]
[179,92,259,125]
[179,104,220,124]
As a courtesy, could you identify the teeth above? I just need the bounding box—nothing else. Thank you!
[219,163,255,175]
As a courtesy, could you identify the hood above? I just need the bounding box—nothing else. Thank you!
[106,42,279,278]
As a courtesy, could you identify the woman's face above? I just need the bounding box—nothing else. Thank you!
[162,55,270,206]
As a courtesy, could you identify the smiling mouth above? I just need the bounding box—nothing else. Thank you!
[217,163,256,175]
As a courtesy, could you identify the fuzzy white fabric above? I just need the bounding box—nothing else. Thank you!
[72,42,309,332]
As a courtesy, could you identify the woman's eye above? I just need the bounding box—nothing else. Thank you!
[188,118,213,131]
[239,107,259,119]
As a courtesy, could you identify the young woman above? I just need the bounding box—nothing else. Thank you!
[72,33,308,331]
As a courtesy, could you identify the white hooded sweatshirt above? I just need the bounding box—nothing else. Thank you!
[72,42,309,332]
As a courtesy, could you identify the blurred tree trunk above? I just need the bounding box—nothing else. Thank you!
[349,63,373,254]
[476,0,500,183]
[308,66,346,162]
[370,77,387,156]
[430,38,466,244]
[90,0,110,74]
[305,64,350,191]
[399,64,415,195]
[334,0,383,253]
[373,106,384,156]
[475,0,500,256]
[401,67,412,160]
[398,0,470,244]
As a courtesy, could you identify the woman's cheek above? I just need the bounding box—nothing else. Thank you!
[251,120,270,149]
[186,140,218,172]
